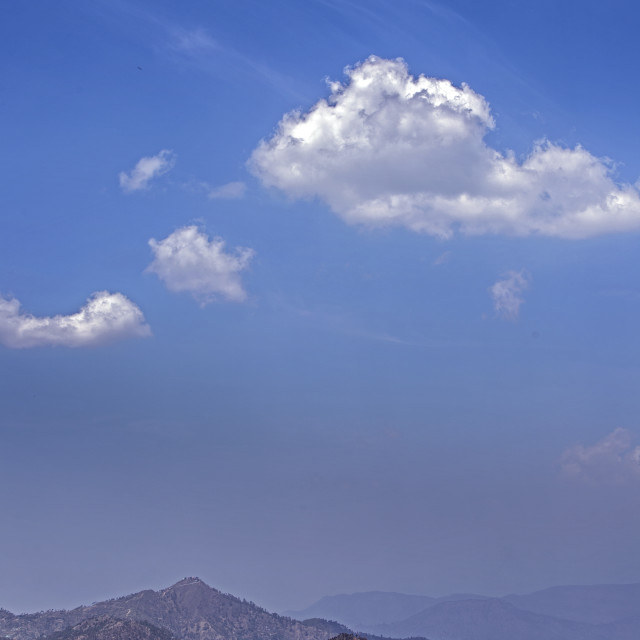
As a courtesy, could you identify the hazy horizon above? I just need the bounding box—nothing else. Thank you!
[6,574,640,617]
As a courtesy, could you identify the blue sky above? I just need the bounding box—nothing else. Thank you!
[2,0,640,615]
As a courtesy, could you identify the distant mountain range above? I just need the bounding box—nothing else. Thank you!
[286,583,640,640]
[285,593,437,631]
[3,578,640,640]
[0,578,424,640]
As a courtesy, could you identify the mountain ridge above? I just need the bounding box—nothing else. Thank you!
[0,579,426,640]
[6,579,640,640]
[0,578,328,640]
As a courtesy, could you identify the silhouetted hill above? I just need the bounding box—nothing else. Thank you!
[599,614,640,640]
[503,583,640,624]
[375,598,610,640]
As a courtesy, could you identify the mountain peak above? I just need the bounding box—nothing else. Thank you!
[1,579,331,640]
[168,577,209,589]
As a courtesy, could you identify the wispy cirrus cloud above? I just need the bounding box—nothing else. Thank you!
[250,56,640,239]
[163,25,305,101]
[433,251,451,266]
[0,292,151,348]
[561,428,640,485]
[490,270,530,320]
[180,179,246,201]
[208,181,247,200]
[147,226,254,304]
[119,149,175,193]
[169,26,218,55]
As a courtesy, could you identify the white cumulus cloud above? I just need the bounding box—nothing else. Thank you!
[147,226,254,304]
[119,149,175,193]
[561,428,640,485]
[490,270,530,320]
[250,56,640,239]
[0,291,151,348]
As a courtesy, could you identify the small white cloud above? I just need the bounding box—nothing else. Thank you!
[208,181,247,200]
[250,56,640,239]
[147,226,254,304]
[119,150,175,193]
[0,291,151,349]
[490,270,530,320]
[561,428,640,485]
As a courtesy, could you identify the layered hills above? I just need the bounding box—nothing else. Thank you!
[284,593,436,631]
[375,598,606,640]
[287,583,640,640]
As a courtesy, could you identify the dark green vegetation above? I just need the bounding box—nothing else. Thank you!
[44,616,175,640]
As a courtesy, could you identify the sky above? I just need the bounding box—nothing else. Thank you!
[2,0,640,615]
